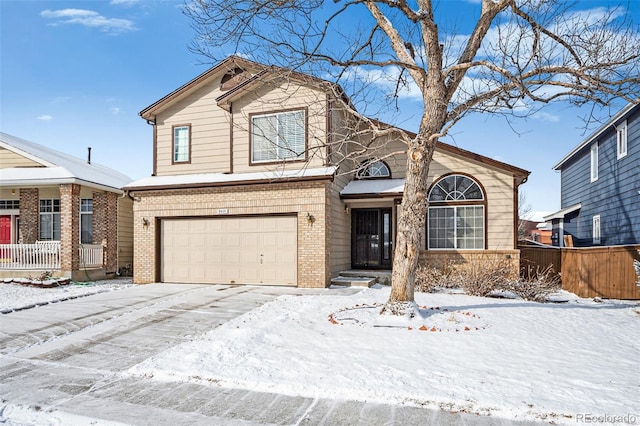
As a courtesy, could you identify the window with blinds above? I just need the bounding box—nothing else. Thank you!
[251,110,305,162]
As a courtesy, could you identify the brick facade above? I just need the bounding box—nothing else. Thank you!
[59,184,80,273]
[19,188,39,243]
[93,191,119,272]
[132,180,330,287]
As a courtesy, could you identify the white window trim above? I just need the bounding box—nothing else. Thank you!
[80,198,93,244]
[617,120,627,159]
[251,109,306,163]
[590,142,599,182]
[592,214,601,245]
[427,205,485,250]
[173,125,190,163]
[39,199,61,241]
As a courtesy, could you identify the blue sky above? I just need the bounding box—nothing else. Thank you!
[1,0,636,219]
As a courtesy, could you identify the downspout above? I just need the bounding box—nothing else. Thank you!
[145,117,157,176]
[514,175,529,249]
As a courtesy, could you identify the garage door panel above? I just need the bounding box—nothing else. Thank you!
[162,216,297,286]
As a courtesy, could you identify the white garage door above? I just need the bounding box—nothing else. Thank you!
[161,216,297,286]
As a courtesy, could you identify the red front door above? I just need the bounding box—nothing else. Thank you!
[0,216,11,244]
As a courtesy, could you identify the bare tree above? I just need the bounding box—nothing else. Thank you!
[518,190,533,239]
[185,0,640,315]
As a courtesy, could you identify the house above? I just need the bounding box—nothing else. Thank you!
[125,56,530,288]
[0,133,133,280]
[520,220,552,245]
[544,102,640,247]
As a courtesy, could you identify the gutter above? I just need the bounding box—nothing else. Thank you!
[0,178,125,195]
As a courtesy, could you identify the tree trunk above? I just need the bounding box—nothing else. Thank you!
[383,112,444,316]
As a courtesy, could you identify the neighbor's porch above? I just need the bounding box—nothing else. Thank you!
[0,184,120,280]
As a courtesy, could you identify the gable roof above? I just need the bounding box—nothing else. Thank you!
[370,119,530,183]
[139,56,349,119]
[0,132,132,192]
[553,102,640,170]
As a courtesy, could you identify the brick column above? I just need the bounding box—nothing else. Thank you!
[93,192,107,244]
[60,184,80,273]
[104,192,118,273]
[19,188,39,243]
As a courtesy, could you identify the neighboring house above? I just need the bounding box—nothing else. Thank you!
[125,56,530,288]
[0,133,133,280]
[545,102,640,247]
[520,220,552,245]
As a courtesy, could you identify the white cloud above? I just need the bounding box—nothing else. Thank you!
[51,96,71,104]
[110,107,121,115]
[37,115,53,121]
[110,0,139,5]
[40,9,136,34]
[532,111,560,123]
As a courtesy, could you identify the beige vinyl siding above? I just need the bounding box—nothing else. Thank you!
[38,187,61,199]
[0,147,44,168]
[117,195,133,270]
[155,77,231,176]
[232,82,329,173]
[328,173,352,277]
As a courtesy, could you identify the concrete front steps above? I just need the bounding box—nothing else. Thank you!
[330,270,392,287]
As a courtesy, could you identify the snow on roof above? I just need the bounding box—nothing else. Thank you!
[0,132,132,191]
[125,166,337,189]
[340,178,405,196]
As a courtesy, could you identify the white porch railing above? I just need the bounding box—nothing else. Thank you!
[0,241,61,270]
[79,244,104,268]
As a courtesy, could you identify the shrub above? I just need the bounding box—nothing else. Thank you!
[506,265,561,302]
[415,259,464,293]
[458,256,513,297]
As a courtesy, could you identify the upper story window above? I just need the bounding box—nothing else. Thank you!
[173,125,191,163]
[39,199,60,241]
[427,174,485,250]
[590,142,599,182]
[356,160,391,179]
[251,109,306,163]
[617,120,627,159]
[80,199,93,244]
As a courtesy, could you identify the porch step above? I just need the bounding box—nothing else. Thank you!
[330,276,376,288]
[330,270,392,287]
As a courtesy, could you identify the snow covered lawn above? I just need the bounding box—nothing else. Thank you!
[130,286,640,424]
[0,278,134,313]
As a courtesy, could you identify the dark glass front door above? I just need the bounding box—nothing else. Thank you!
[352,208,392,269]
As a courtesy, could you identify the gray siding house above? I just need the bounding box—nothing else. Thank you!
[545,102,640,247]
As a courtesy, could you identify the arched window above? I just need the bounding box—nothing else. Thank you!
[427,174,485,250]
[356,160,391,179]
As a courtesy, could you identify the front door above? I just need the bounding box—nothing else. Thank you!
[0,216,11,244]
[352,208,392,269]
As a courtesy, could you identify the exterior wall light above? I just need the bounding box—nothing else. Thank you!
[306,213,315,225]
[142,218,149,227]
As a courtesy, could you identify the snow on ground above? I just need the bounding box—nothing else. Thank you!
[130,286,640,425]
[0,278,134,313]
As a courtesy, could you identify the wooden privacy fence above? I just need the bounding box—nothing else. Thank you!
[519,243,640,299]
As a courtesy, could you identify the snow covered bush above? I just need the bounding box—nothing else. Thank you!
[507,265,561,302]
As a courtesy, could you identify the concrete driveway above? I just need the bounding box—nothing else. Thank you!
[0,283,541,425]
